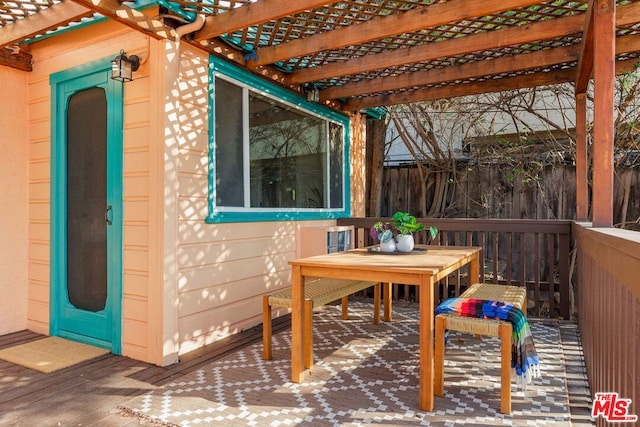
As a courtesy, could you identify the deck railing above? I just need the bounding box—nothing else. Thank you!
[573,223,640,426]
[337,218,572,319]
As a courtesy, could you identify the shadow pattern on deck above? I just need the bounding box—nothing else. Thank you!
[113,301,594,427]
[0,300,593,426]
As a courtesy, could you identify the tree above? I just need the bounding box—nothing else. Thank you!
[379,73,640,225]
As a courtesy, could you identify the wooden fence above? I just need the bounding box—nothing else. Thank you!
[573,223,639,426]
[338,217,572,319]
[379,164,640,228]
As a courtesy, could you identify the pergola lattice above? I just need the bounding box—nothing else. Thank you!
[0,0,635,225]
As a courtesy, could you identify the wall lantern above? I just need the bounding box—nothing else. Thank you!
[111,50,140,82]
[302,83,320,103]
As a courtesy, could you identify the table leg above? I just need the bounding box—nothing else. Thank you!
[469,253,480,284]
[419,276,435,411]
[291,265,305,383]
[383,282,392,322]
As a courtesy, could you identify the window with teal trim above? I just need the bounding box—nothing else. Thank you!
[209,58,350,222]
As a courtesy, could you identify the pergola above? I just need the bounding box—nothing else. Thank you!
[1,0,637,226]
[2,3,640,418]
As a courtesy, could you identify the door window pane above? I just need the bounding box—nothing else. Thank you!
[66,87,107,312]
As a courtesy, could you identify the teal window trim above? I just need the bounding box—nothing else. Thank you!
[206,55,351,224]
[49,55,124,354]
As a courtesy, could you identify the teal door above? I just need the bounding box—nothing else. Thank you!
[50,58,123,353]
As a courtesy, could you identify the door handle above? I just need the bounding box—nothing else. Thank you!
[105,205,113,225]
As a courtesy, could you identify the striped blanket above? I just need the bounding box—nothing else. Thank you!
[435,298,541,386]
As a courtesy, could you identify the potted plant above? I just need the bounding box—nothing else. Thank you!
[370,220,396,252]
[392,212,436,252]
[370,212,438,252]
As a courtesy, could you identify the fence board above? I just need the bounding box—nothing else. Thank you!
[381,164,638,225]
[574,224,639,426]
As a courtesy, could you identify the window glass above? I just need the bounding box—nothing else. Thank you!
[215,78,244,206]
[209,64,348,221]
[329,122,344,209]
[249,91,327,208]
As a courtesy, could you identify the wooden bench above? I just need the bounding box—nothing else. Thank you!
[263,278,384,369]
[434,283,528,415]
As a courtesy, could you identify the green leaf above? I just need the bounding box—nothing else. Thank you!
[429,226,438,240]
[379,229,393,243]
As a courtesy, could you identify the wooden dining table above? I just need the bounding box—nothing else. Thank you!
[288,244,482,411]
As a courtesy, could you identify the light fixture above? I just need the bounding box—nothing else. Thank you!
[111,50,140,82]
[302,83,320,103]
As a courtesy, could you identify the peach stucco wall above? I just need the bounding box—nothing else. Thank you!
[0,66,29,335]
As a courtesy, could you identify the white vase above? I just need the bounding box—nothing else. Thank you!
[396,234,414,252]
[379,239,397,252]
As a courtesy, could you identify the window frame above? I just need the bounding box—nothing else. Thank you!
[206,55,351,223]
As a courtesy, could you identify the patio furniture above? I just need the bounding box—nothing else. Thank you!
[434,283,528,414]
[262,278,383,367]
[288,245,481,411]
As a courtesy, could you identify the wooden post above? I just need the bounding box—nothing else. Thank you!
[350,113,367,217]
[367,118,386,217]
[592,0,615,227]
[575,92,589,221]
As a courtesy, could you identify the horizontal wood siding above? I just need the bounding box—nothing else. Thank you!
[120,33,157,363]
[574,224,639,426]
[3,117,28,335]
[174,46,293,354]
[27,67,51,334]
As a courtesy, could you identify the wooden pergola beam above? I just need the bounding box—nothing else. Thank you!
[252,0,543,66]
[344,69,577,111]
[289,1,640,85]
[323,32,640,102]
[575,0,595,93]
[193,0,333,41]
[322,46,580,101]
[71,0,176,40]
[0,47,32,71]
[289,12,585,85]
[0,1,92,49]
[344,56,639,111]
[0,0,92,71]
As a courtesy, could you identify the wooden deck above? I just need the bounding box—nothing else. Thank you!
[1,303,594,426]
[0,317,290,427]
